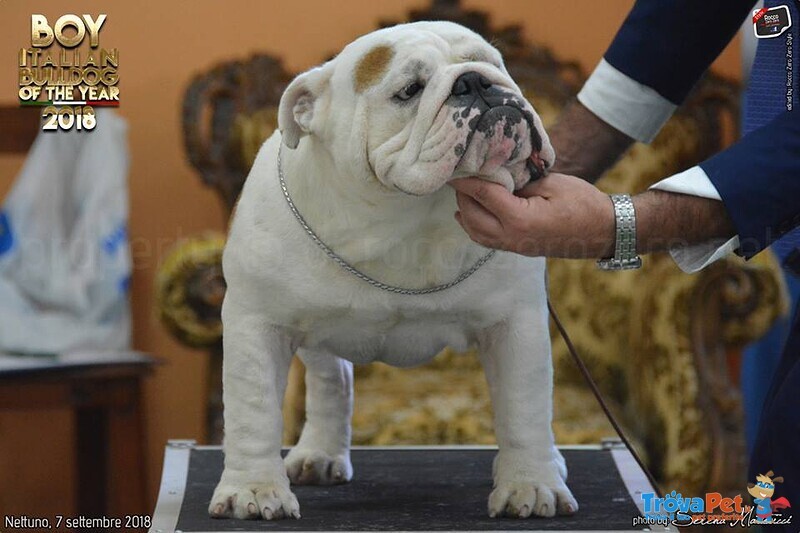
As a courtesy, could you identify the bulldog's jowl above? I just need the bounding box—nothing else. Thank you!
[447,71,545,182]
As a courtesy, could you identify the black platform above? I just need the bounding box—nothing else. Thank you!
[151,443,654,532]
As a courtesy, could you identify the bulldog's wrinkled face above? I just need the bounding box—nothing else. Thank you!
[278,21,554,196]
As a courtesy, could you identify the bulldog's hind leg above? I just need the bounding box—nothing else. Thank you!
[478,306,578,519]
[285,349,354,485]
[209,301,299,520]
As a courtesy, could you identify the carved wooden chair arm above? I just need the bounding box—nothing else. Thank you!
[624,254,786,494]
[155,233,226,349]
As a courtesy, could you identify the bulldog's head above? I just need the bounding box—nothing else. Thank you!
[278,21,554,196]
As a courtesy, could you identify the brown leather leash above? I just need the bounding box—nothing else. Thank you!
[548,299,664,498]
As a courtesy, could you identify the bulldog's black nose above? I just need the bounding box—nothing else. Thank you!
[451,71,492,97]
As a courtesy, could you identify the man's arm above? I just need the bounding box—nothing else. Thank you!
[634,189,736,255]
[700,111,800,258]
[449,1,800,268]
[549,0,755,181]
[547,100,633,182]
[602,0,755,105]
[450,174,734,259]
[451,111,800,265]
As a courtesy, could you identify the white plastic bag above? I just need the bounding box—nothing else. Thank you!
[0,110,131,354]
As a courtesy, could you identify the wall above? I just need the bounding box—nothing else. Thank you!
[0,0,741,515]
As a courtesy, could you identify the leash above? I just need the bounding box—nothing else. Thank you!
[547,298,663,498]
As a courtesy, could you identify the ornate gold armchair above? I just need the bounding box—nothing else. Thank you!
[156,0,786,496]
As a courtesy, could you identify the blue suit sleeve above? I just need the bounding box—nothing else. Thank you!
[605,0,756,104]
[700,111,800,258]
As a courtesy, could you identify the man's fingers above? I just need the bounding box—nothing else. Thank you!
[515,174,556,199]
[454,192,504,246]
[514,179,545,199]
[455,188,499,224]
[449,178,524,217]
[454,211,500,249]
[455,192,503,233]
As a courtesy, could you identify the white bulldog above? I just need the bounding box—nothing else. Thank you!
[209,21,577,521]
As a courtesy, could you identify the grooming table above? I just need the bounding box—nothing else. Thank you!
[151,441,659,532]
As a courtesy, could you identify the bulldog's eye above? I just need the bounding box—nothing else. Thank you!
[395,82,424,102]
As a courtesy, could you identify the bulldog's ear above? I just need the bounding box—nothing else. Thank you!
[278,65,331,149]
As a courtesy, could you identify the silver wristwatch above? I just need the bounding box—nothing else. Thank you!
[596,194,642,271]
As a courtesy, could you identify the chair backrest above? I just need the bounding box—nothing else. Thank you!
[182,55,293,212]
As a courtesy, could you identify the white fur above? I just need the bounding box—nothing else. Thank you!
[209,21,577,521]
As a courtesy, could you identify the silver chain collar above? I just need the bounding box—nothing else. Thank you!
[277,143,496,295]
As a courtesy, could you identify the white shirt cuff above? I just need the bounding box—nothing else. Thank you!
[578,59,678,143]
[650,166,740,273]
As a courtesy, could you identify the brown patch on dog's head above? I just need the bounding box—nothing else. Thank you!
[354,45,394,93]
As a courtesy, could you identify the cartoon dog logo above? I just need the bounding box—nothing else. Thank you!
[747,471,791,522]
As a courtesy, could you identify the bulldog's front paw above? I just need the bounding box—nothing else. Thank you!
[209,471,300,520]
[488,451,578,518]
[285,447,353,485]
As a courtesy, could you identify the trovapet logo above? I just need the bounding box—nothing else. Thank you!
[633,471,792,528]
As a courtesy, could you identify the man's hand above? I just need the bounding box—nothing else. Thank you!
[450,173,737,259]
[450,174,616,258]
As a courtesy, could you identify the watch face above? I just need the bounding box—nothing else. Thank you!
[753,5,792,39]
